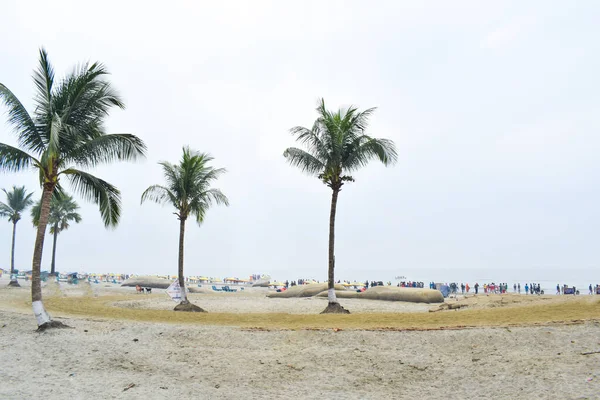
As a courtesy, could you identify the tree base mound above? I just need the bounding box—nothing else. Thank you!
[320,302,351,314]
[7,280,21,288]
[174,302,207,313]
[37,320,70,332]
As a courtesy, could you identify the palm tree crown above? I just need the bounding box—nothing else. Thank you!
[31,194,82,234]
[283,98,397,190]
[141,147,229,222]
[0,186,34,224]
[0,48,146,226]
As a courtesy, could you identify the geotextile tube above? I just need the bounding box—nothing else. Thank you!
[314,286,444,303]
[361,286,444,303]
[121,276,172,289]
[267,283,347,298]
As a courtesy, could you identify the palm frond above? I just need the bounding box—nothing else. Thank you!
[283,147,325,175]
[0,201,13,219]
[343,137,398,171]
[65,133,147,167]
[289,126,328,162]
[32,48,54,123]
[0,143,39,172]
[0,84,45,154]
[47,112,62,161]
[60,168,121,228]
[158,161,181,193]
[40,60,125,153]
[204,188,229,206]
[30,199,41,227]
[140,185,177,208]
[60,63,124,130]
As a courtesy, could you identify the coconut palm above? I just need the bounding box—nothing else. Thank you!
[31,194,82,276]
[284,99,397,314]
[0,49,146,329]
[141,147,229,312]
[0,185,34,286]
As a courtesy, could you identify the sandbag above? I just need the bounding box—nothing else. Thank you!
[188,286,208,293]
[267,283,347,298]
[359,286,444,303]
[121,276,173,289]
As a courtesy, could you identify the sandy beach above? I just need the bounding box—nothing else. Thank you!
[1,277,599,399]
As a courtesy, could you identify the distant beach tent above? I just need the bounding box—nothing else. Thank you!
[224,277,251,284]
[439,285,450,298]
[269,281,286,287]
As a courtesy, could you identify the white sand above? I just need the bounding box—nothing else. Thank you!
[0,277,599,399]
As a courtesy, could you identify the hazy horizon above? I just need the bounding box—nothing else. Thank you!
[1,1,598,285]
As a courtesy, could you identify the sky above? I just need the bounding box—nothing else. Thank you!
[0,0,599,284]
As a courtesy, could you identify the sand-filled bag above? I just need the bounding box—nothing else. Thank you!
[359,286,444,303]
[267,283,347,298]
[315,286,443,303]
[121,276,173,289]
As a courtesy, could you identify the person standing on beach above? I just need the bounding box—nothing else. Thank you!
[525,283,529,294]
[590,284,593,295]
[474,282,479,294]
[518,283,521,293]
[557,284,560,295]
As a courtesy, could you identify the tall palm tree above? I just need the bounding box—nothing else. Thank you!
[32,194,82,276]
[284,99,397,314]
[0,49,146,329]
[141,147,229,312]
[0,185,34,286]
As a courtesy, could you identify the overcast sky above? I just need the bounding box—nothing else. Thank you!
[0,1,598,283]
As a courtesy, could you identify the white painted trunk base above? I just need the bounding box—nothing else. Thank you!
[328,288,337,303]
[180,286,187,303]
[33,301,51,326]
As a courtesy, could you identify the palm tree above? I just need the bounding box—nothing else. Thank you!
[31,194,82,276]
[0,186,34,287]
[284,99,397,314]
[141,147,229,312]
[0,49,146,329]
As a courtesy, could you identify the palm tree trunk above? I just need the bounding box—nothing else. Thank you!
[327,188,340,304]
[178,217,187,303]
[50,224,58,275]
[7,221,20,287]
[31,183,54,327]
[10,221,16,274]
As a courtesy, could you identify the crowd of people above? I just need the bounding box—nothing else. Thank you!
[430,281,600,296]
[276,278,600,296]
